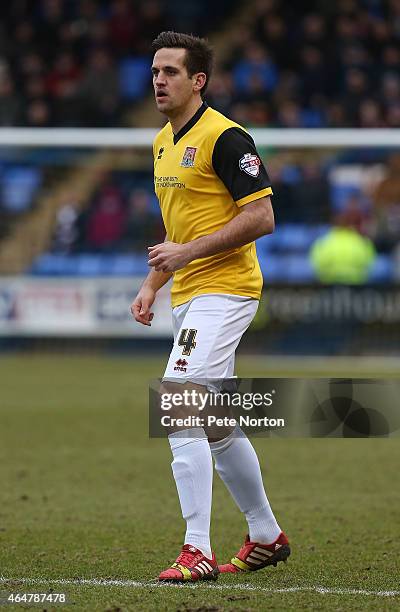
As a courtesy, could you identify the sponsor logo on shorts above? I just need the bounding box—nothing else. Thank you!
[239,152,261,177]
[180,147,197,167]
[174,358,188,372]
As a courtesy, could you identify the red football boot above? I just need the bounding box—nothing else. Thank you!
[219,532,290,573]
[158,544,219,582]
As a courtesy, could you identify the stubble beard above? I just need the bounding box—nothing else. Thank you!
[156,97,183,120]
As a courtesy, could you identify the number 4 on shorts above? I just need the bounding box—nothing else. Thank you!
[178,328,197,356]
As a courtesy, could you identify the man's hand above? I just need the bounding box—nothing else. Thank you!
[148,241,192,272]
[147,197,274,273]
[131,285,156,326]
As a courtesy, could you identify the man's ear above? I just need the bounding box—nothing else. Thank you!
[193,72,206,92]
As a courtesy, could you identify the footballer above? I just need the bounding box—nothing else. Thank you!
[131,31,290,582]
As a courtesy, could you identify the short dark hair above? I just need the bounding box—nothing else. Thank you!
[152,31,214,94]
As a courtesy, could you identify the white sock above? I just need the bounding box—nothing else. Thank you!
[210,425,281,544]
[169,428,213,558]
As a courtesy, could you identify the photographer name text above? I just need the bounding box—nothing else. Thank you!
[160,415,285,428]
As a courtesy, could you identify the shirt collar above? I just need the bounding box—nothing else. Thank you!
[173,101,208,145]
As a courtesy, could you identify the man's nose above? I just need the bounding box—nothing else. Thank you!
[155,72,166,86]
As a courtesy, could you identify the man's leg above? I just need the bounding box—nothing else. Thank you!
[210,426,281,544]
[204,307,282,546]
[159,294,258,581]
[169,427,213,557]
[200,306,290,572]
[164,301,213,558]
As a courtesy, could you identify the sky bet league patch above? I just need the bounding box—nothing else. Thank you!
[239,153,261,177]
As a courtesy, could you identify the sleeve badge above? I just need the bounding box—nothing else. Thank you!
[239,153,261,177]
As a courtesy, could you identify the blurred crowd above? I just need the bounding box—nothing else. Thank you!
[207,0,400,128]
[0,0,231,127]
[0,0,399,127]
[52,173,164,254]
[50,152,400,276]
[1,0,400,282]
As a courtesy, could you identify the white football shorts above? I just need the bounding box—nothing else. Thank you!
[163,293,259,385]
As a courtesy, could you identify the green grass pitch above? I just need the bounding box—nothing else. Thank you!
[0,354,399,611]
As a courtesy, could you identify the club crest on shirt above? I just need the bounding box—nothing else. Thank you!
[239,153,261,177]
[180,146,197,167]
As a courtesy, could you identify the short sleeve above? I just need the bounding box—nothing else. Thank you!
[212,127,273,206]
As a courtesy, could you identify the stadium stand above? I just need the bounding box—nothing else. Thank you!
[0,0,399,282]
[1,1,399,129]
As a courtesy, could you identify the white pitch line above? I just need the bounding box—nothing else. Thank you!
[0,577,399,597]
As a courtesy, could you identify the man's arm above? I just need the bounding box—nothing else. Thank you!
[131,236,172,326]
[131,268,172,326]
[148,195,274,273]
[189,196,274,259]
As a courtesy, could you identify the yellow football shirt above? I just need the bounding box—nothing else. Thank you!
[153,103,272,307]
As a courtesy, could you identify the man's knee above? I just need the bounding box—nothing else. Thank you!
[158,380,207,434]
